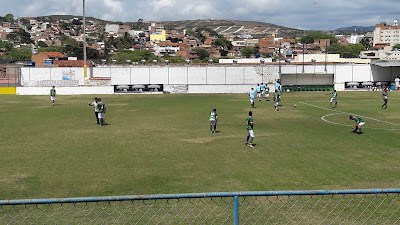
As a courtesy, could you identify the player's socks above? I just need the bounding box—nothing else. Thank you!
[210,126,213,133]
[214,125,217,132]
[246,135,250,143]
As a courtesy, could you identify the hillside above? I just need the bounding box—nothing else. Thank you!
[336,26,375,32]
[35,15,304,38]
[155,19,304,38]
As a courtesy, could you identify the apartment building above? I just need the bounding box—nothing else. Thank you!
[373,20,400,46]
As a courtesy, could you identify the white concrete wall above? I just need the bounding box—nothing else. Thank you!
[16,87,114,95]
[188,85,257,94]
[21,64,398,92]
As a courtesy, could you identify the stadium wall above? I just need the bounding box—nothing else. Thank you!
[16,87,114,95]
[19,64,396,94]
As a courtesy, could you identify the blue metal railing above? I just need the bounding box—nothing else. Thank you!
[1,189,399,224]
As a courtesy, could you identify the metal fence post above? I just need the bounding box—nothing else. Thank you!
[233,195,239,225]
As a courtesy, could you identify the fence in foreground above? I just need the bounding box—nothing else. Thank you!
[0,189,399,224]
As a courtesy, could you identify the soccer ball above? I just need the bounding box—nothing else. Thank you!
[293,104,297,107]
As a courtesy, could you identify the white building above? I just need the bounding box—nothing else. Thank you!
[105,24,119,34]
[373,20,400,46]
[361,48,400,61]
[153,42,180,56]
[293,54,371,64]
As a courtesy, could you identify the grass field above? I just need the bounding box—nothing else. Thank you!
[1,92,400,200]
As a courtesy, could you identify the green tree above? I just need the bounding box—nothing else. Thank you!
[213,38,233,57]
[328,43,365,58]
[299,31,338,44]
[38,46,65,53]
[193,48,210,60]
[1,47,32,60]
[38,41,48,48]
[0,40,13,52]
[163,54,185,63]
[360,38,372,50]
[241,47,258,58]
[18,29,33,44]
[5,13,14,22]
[114,50,159,64]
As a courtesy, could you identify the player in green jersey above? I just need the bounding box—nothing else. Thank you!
[264,86,270,101]
[50,86,56,106]
[245,111,255,148]
[273,91,279,111]
[327,90,337,108]
[382,89,388,109]
[209,109,218,133]
[349,115,365,135]
[97,98,106,126]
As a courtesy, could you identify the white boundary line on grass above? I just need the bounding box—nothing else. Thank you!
[320,113,400,131]
[300,102,400,131]
[299,102,400,127]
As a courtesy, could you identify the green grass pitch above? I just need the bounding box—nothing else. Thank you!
[1,92,400,200]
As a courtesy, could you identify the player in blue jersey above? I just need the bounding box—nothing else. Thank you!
[256,84,262,101]
[260,83,265,101]
[249,88,256,108]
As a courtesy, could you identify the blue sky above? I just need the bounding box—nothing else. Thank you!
[0,0,399,30]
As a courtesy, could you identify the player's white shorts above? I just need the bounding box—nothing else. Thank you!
[51,96,56,101]
[257,93,262,98]
[359,122,365,127]
[265,93,269,97]
[250,98,255,103]
[330,98,337,103]
[247,130,254,138]
[274,101,279,106]
[209,119,216,126]
[98,113,105,119]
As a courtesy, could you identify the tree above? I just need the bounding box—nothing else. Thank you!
[393,44,400,50]
[5,13,14,22]
[38,41,48,48]
[1,47,32,60]
[114,50,159,64]
[0,40,13,52]
[360,38,372,50]
[193,48,210,60]
[212,38,232,57]
[163,54,185,63]
[241,47,254,58]
[18,29,33,44]
[299,31,338,44]
[328,43,365,58]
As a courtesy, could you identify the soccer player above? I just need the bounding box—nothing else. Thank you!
[249,88,256,108]
[328,90,338,108]
[265,85,270,101]
[245,111,255,148]
[260,83,265,101]
[50,86,56,106]
[382,88,388,109]
[97,98,106,126]
[273,91,279,111]
[350,115,365,135]
[395,77,400,91]
[88,97,99,125]
[209,109,218,133]
[256,84,262,101]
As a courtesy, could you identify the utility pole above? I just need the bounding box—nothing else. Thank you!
[324,40,328,73]
[278,44,282,82]
[302,43,305,73]
[83,0,88,79]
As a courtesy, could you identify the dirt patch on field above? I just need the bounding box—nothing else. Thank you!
[0,173,28,186]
